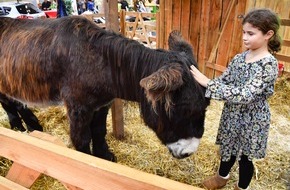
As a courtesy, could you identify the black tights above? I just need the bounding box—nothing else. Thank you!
[218,155,254,189]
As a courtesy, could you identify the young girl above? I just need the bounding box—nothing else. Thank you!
[190,8,281,190]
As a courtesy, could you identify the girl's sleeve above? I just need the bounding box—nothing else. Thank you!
[205,60,278,104]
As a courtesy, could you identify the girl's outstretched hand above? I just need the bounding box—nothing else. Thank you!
[190,65,210,87]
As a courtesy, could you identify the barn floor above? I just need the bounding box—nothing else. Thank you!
[0,74,289,190]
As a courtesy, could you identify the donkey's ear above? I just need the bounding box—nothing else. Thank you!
[140,63,183,103]
[168,30,194,57]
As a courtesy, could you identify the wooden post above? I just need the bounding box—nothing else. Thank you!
[119,10,126,35]
[104,0,119,32]
[103,0,124,139]
[158,0,165,48]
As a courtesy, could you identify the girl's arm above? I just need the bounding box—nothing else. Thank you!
[190,54,239,87]
[191,53,240,86]
[198,61,278,104]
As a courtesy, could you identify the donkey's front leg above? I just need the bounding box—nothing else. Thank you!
[0,93,25,131]
[66,104,93,155]
[13,100,43,132]
[1,101,26,131]
[90,106,116,162]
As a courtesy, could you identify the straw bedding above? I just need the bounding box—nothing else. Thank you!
[0,73,289,190]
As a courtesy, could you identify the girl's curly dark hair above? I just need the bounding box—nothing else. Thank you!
[242,8,282,54]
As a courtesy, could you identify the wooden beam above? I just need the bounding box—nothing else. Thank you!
[276,53,290,63]
[0,128,202,190]
[104,0,119,31]
[281,18,290,26]
[5,163,41,188]
[282,39,290,47]
[104,0,124,139]
[156,11,160,48]
[119,10,125,35]
[205,62,227,72]
[5,131,81,190]
[0,176,29,190]
[111,99,125,139]
[158,0,165,48]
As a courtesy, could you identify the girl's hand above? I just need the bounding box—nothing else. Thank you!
[190,65,210,87]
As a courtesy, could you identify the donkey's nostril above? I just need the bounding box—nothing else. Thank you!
[180,153,190,159]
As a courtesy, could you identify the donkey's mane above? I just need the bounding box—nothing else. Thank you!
[74,17,187,100]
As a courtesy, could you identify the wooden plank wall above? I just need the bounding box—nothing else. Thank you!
[158,0,290,78]
[158,0,246,78]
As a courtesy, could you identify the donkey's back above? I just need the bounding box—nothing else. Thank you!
[0,17,109,104]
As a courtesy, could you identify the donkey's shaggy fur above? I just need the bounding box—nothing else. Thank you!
[0,16,209,161]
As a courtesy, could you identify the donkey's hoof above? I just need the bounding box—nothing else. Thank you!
[94,151,117,162]
[104,152,117,162]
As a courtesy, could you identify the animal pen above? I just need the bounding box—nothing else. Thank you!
[0,0,290,190]
[109,0,290,147]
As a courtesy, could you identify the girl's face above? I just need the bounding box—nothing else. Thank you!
[242,22,273,50]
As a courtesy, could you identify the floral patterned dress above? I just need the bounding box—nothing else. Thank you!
[205,51,278,161]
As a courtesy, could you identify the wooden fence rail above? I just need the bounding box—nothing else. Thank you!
[119,10,157,48]
[82,13,106,29]
[276,18,290,65]
[0,127,202,190]
[82,11,158,49]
